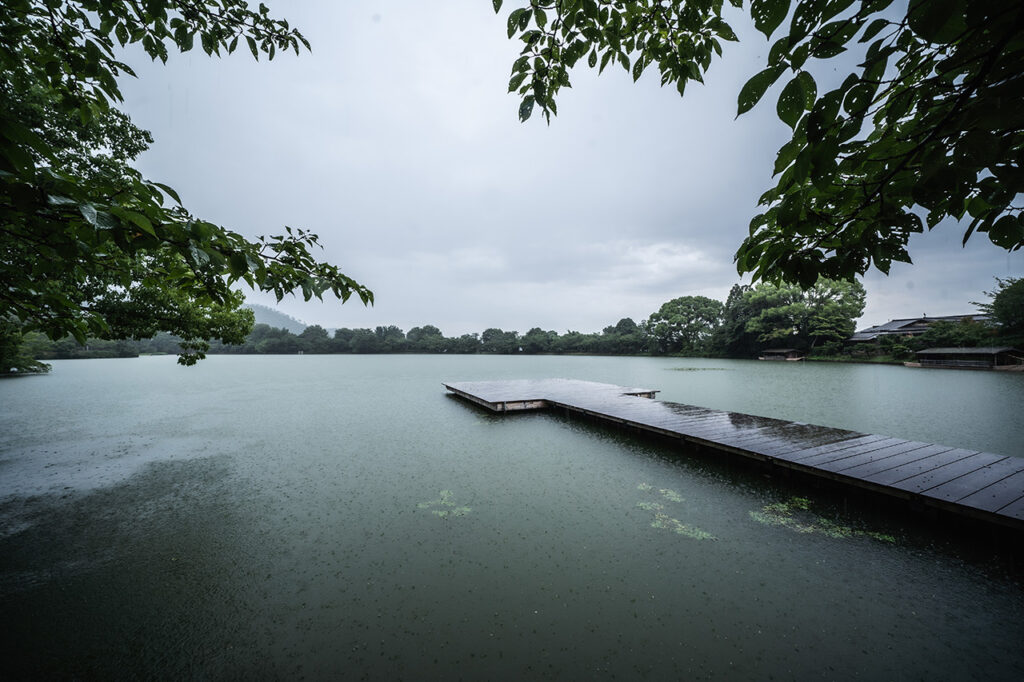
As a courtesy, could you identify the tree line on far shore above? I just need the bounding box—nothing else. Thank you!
[7,277,1021,372]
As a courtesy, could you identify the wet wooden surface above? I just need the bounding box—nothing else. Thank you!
[444,379,1024,529]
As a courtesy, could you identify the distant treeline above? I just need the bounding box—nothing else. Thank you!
[28,280,868,360]
[19,277,1019,367]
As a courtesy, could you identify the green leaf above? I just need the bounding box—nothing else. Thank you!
[229,252,249,276]
[79,203,98,226]
[632,56,645,81]
[179,29,194,53]
[822,0,858,22]
[110,207,157,237]
[859,18,889,43]
[777,76,806,129]
[812,42,847,59]
[492,0,503,12]
[519,95,535,122]
[774,138,802,176]
[778,191,803,225]
[768,35,791,66]
[751,0,792,39]
[519,9,532,31]
[507,9,524,38]
[988,215,1024,249]
[796,71,817,109]
[737,66,785,117]
[806,93,841,143]
[509,72,528,92]
[843,83,873,115]
[153,182,181,204]
[908,0,966,44]
[712,19,739,42]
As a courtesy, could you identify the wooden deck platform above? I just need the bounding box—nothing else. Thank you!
[444,379,1024,530]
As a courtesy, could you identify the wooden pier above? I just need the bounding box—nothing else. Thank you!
[444,379,1024,530]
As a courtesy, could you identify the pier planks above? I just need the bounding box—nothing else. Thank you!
[444,379,1024,531]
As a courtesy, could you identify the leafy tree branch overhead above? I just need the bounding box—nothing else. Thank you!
[493,0,1024,286]
[0,0,371,365]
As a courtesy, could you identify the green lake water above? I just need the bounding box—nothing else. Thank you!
[1,355,1022,679]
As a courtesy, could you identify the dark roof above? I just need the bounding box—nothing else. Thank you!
[917,347,1020,355]
[850,314,991,341]
[762,348,799,353]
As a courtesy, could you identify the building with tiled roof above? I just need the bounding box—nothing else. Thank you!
[848,314,991,342]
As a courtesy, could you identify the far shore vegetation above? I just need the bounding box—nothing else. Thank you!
[6,277,1021,374]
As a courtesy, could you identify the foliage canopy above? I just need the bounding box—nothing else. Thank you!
[494,0,1024,286]
[1,0,371,364]
[647,295,724,354]
[978,277,1024,336]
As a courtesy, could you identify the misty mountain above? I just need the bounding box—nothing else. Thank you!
[244,304,307,335]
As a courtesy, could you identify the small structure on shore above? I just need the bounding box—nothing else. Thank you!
[759,348,804,361]
[908,347,1024,370]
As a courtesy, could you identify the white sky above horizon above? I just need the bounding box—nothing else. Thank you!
[119,0,1022,336]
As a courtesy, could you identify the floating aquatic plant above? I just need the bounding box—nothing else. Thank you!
[651,513,716,540]
[750,496,894,543]
[668,367,729,371]
[635,482,715,540]
[418,490,471,519]
[659,488,683,503]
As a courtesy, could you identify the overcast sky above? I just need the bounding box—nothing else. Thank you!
[120,0,1022,335]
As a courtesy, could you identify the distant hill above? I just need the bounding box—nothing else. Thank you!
[244,304,307,335]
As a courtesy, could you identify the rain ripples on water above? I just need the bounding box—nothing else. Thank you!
[1,355,1022,678]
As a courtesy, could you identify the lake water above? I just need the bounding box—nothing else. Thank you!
[1,355,1022,679]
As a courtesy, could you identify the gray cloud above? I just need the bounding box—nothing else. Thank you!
[118,1,1022,335]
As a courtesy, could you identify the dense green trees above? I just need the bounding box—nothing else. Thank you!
[407,325,447,353]
[597,318,647,354]
[297,325,332,354]
[646,297,724,354]
[1,1,370,366]
[496,0,1024,285]
[710,285,757,358]
[742,278,866,350]
[914,319,994,349]
[521,327,558,353]
[979,277,1024,340]
[17,277,876,365]
[481,328,521,354]
[0,320,51,374]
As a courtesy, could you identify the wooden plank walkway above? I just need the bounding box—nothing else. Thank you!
[444,379,1024,530]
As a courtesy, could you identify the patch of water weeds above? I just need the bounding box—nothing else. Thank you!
[635,483,715,540]
[750,496,895,542]
[667,367,730,371]
[417,490,471,519]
